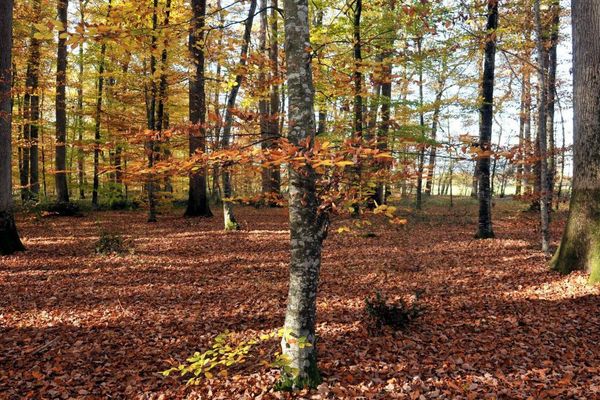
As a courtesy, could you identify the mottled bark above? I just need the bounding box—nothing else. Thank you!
[475,0,497,239]
[55,0,70,205]
[185,0,212,217]
[220,0,257,230]
[280,0,326,388]
[0,0,25,254]
[551,0,600,283]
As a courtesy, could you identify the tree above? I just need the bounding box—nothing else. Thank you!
[22,0,42,202]
[92,0,112,208]
[280,0,327,388]
[534,0,550,253]
[475,0,498,239]
[55,0,70,206]
[220,0,257,230]
[551,0,600,283]
[184,0,213,217]
[0,0,25,254]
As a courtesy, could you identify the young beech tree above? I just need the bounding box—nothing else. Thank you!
[475,0,498,239]
[0,0,25,254]
[551,0,600,283]
[280,0,328,387]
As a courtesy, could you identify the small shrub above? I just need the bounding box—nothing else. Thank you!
[94,231,132,255]
[364,290,422,333]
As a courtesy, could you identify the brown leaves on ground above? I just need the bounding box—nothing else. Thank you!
[1,201,599,399]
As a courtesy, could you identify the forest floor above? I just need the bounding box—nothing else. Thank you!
[1,198,600,399]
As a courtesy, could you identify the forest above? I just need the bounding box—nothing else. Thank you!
[1,0,600,398]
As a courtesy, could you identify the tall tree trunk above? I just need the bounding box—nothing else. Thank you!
[77,1,85,199]
[157,0,172,194]
[350,0,363,214]
[220,0,257,230]
[374,54,392,206]
[551,0,600,282]
[424,82,445,195]
[546,0,560,205]
[145,0,160,222]
[55,0,70,205]
[185,0,212,217]
[0,0,25,254]
[475,0,498,239]
[280,0,326,387]
[535,0,550,253]
[22,0,42,202]
[259,0,275,201]
[516,56,532,197]
[92,0,112,208]
[268,0,281,195]
[415,36,425,210]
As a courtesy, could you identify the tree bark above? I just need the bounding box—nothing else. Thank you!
[220,0,257,230]
[535,0,550,253]
[551,0,600,282]
[475,0,498,239]
[280,0,326,387]
[415,36,425,210]
[268,0,281,196]
[55,0,70,205]
[22,0,42,202]
[92,0,112,208]
[374,55,392,206]
[77,0,86,199]
[259,0,279,202]
[546,0,560,206]
[0,0,25,254]
[185,0,213,217]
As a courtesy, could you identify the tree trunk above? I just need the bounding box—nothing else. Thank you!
[535,0,550,253]
[268,0,281,196]
[55,0,70,205]
[424,84,445,196]
[551,0,600,282]
[0,0,25,254]
[259,0,278,202]
[374,55,392,206]
[185,0,213,217]
[546,0,560,206]
[517,57,531,197]
[92,0,112,208]
[145,0,161,223]
[476,0,498,239]
[77,0,85,200]
[280,0,326,387]
[22,0,42,202]
[220,0,257,230]
[415,36,425,210]
[350,0,363,214]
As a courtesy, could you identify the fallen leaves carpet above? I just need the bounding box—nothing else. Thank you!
[1,202,599,399]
